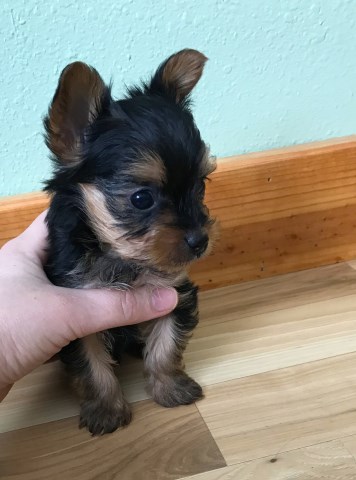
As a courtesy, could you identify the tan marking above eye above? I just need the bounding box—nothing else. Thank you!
[127,151,166,186]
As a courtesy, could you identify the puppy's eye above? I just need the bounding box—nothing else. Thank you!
[130,189,155,210]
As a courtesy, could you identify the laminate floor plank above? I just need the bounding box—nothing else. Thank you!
[2,263,356,479]
[2,264,356,433]
[179,439,356,480]
[196,353,356,465]
[0,401,226,480]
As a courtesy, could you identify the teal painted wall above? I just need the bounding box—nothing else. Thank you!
[1,0,356,196]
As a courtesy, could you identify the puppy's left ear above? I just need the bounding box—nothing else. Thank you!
[149,49,207,103]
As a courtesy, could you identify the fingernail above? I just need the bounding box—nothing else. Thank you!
[151,288,178,312]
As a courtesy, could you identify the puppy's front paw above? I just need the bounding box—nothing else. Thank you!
[79,399,132,435]
[150,372,203,408]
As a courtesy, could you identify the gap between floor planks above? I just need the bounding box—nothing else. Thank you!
[3,262,356,479]
[0,264,356,432]
[2,262,356,434]
[178,436,356,480]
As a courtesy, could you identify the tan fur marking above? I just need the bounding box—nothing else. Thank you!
[134,270,187,289]
[142,315,182,377]
[80,184,154,261]
[150,220,218,268]
[79,334,132,432]
[80,184,200,269]
[140,315,203,407]
[82,334,120,403]
[129,151,166,185]
[80,182,217,269]
[150,225,186,267]
[162,49,208,101]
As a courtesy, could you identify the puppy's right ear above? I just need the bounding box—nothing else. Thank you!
[44,62,111,164]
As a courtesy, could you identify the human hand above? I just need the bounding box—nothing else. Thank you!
[0,211,177,399]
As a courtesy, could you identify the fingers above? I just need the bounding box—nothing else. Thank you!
[58,286,178,339]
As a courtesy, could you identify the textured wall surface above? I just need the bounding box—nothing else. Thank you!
[1,0,356,196]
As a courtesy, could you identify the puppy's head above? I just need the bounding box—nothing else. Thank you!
[45,49,217,271]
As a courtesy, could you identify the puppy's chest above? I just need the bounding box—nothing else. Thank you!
[75,253,186,290]
[133,270,187,289]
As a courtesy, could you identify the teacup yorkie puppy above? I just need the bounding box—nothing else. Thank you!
[44,49,217,435]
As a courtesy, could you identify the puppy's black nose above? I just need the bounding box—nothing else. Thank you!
[185,230,209,256]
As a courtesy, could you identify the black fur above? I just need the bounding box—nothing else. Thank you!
[43,49,216,434]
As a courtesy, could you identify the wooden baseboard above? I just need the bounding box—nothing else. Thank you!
[1,135,356,290]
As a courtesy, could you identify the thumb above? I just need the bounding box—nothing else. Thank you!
[58,286,178,339]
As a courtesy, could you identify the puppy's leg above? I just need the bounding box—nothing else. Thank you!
[60,334,131,435]
[141,281,203,407]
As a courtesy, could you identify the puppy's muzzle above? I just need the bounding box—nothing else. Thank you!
[184,229,209,257]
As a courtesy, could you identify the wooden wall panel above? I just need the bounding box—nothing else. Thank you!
[1,136,356,290]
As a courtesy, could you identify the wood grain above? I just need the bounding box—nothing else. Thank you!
[180,439,356,479]
[191,135,356,289]
[196,352,356,465]
[1,136,356,289]
[0,401,226,480]
[3,263,356,433]
[0,191,47,247]
[3,262,356,478]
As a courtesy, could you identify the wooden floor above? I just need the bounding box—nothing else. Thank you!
[3,262,356,479]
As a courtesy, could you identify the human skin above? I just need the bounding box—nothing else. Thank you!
[0,212,178,401]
